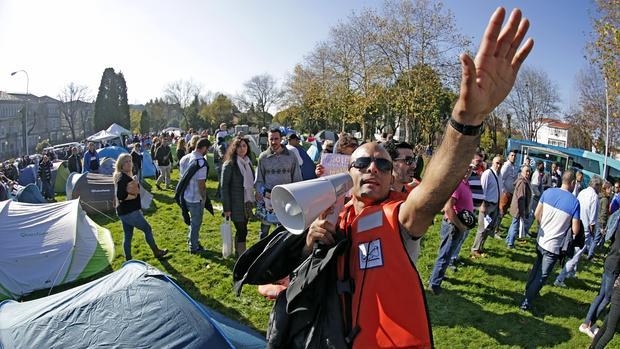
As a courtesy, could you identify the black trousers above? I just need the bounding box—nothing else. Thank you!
[233,220,248,243]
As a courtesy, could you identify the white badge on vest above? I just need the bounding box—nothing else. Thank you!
[358,239,384,270]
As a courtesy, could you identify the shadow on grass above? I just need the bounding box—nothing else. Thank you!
[429,289,571,348]
[158,258,261,332]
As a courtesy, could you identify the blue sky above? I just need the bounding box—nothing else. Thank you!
[0,0,595,114]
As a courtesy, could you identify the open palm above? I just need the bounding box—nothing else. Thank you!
[453,8,534,125]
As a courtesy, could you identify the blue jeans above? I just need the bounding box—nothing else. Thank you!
[429,220,465,288]
[187,201,204,251]
[119,210,158,260]
[588,228,604,258]
[524,244,560,304]
[556,246,587,283]
[450,230,469,265]
[506,216,521,247]
[585,271,618,325]
[524,196,540,233]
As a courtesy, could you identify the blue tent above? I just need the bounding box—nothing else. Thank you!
[306,139,323,162]
[17,165,36,186]
[96,145,128,160]
[0,261,266,348]
[14,183,47,204]
[142,151,157,178]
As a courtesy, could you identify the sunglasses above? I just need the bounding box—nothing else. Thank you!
[349,157,393,172]
[395,156,416,166]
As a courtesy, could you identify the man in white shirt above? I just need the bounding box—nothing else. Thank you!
[521,170,580,310]
[554,176,603,287]
[471,155,503,257]
[285,134,304,167]
[179,138,210,253]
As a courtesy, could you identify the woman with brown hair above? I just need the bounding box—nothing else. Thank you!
[114,153,168,260]
[176,138,187,166]
[221,136,255,257]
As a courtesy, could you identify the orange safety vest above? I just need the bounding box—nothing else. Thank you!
[337,191,433,348]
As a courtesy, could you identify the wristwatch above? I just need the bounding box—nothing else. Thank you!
[449,118,484,136]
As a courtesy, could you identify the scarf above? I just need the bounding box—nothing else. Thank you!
[237,156,255,203]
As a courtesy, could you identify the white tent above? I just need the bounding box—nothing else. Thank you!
[106,123,131,137]
[86,130,118,142]
[0,200,114,300]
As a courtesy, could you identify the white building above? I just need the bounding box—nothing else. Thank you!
[535,118,571,148]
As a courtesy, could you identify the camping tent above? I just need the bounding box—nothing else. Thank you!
[97,145,128,160]
[14,184,46,204]
[51,161,69,193]
[0,200,114,300]
[66,172,116,214]
[0,261,266,348]
[98,157,116,175]
[17,165,36,186]
[142,150,156,177]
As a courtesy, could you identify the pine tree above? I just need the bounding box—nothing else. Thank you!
[94,68,131,130]
[139,110,150,134]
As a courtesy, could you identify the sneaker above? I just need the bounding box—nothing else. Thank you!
[427,285,443,295]
[507,245,515,249]
[189,246,206,254]
[520,300,530,311]
[470,251,486,259]
[448,264,458,273]
[156,183,162,190]
[554,280,567,288]
[579,324,595,338]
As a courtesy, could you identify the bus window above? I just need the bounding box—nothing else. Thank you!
[524,147,568,170]
[607,166,620,184]
[571,156,600,175]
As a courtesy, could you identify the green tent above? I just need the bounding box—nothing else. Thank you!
[51,161,70,194]
[0,199,115,300]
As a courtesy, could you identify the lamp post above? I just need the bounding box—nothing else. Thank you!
[604,77,610,178]
[10,70,29,155]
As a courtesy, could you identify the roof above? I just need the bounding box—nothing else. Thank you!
[0,91,21,101]
[539,118,571,130]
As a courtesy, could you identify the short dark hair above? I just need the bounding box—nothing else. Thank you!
[196,137,211,150]
[269,128,282,136]
[396,141,413,151]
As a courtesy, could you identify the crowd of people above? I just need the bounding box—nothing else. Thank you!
[1,8,619,348]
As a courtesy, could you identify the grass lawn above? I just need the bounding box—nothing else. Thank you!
[29,169,615,348]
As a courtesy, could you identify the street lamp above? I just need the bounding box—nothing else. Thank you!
[10,70,29,155]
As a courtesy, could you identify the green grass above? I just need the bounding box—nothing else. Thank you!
[27,170,616,348]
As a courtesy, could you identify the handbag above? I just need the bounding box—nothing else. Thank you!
[220,217,234,258]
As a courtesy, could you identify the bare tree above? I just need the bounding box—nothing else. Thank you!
[58,82,90,141]
[504,66,560,141]
[567,66,619,152]
[163,79,202,128]
[240,74,283,126]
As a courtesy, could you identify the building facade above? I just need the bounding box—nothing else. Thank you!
[0,91,94,159]
[535,118,571,148]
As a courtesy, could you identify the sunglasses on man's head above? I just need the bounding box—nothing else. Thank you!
[395,156,416,166]
[349,157,393,172]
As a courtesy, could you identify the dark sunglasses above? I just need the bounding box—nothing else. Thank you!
[349,157,393,172]
[395,156,416,166]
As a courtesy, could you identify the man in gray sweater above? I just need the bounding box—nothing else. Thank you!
[255,128,302,239]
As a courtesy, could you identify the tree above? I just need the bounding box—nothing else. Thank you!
[588,0,619,105]
[240,74,283,126]
[200,93,236,128]
[163,79,202,128]
[567,66,618,152]
[139,110,150,134]
[57,83,89,141]
[130,110,141,133]
[503,66,561,141]
[94,68,130,130]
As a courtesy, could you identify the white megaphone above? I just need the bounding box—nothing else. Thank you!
[271,173,353,235]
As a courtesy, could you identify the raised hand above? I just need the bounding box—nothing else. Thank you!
[453,7,534,126]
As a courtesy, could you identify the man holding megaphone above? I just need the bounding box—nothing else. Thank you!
[298,8,533,348]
